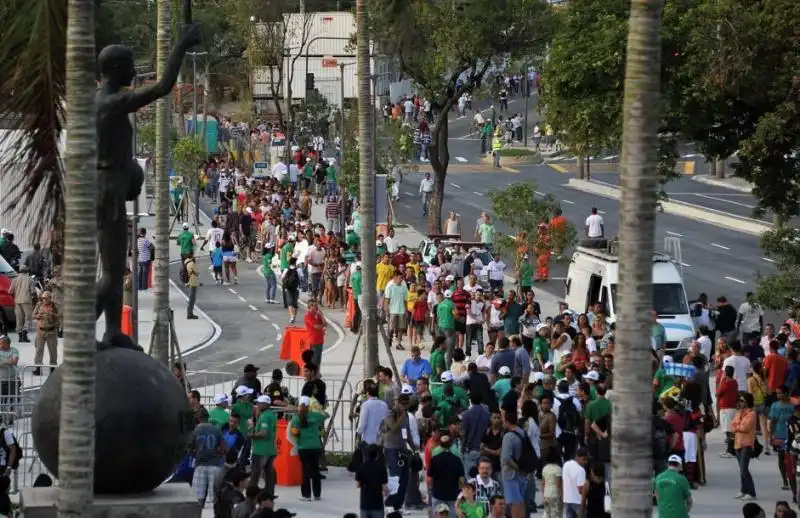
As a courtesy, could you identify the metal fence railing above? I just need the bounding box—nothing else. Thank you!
[1,367,360,495]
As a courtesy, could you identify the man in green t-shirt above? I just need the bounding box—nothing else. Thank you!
[280,238,294,270]
[350,262,363,301]
[518,253,533,295]
[583,383,611,444]
[250,395,278,493]
[653,455,693,518]
[476,216,496,251]
[436,290,457,365]
[262,245,277,303]
[325,163,338,197]
[208,393,231,428]
[345,226,360,248]
[176,223,196,260]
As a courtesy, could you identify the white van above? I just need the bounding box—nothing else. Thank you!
[564,240,695,351]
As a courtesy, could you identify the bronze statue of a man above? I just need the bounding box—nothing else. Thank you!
[95,25,202,347]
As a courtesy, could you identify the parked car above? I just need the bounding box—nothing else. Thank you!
[417,235,493,289]
[0,254,17,332]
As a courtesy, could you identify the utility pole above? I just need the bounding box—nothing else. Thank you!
[523,66,529,147]
[339,63,347,233]
[188,51,208,136]
[356,0,377,376]
[152,0,171,364]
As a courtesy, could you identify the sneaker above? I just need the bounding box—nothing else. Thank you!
[719,452,735,459]
[313,496,321,501]
[741,495,757,502]
[300,497,312,502]
[734,492,745,499]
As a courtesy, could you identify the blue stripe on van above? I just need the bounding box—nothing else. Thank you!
[660,322,694,332]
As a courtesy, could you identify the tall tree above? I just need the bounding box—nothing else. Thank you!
[152,0,172,364]
[356,0,378,376]
[59,0,98,515]
[370,0,553,232]
[614,1,663,517]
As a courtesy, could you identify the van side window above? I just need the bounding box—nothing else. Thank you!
[601,286,609,308]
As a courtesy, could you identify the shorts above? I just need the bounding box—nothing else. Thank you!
[389,313,407,332]
[223,254,238,263]
[454,320,466,334]
[285,288,299,309]
[720,408,737,433]
[192,465,220,502]
[412,320,425,334]
[213,266,222,275]
[502,477,527,504]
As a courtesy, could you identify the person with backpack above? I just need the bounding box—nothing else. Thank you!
[500,411,538,518]
[555,379,583,462]
[183,251,199,320]
[281,257,300,324]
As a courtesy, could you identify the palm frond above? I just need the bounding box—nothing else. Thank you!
[0,0,67,245]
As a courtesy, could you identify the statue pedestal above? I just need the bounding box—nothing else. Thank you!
[20,485,201,518]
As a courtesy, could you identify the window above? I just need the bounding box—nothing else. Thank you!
[610,283,689,316]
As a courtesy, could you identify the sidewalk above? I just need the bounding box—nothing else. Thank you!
[17,213,219,391]
[693,174,754,193]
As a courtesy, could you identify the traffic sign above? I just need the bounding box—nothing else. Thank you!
[322,57,338,68]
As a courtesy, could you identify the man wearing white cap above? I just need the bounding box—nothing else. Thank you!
[209,394,231,428]
[653,454,693,517]
[250,395,277,494]
[177,222,196,261]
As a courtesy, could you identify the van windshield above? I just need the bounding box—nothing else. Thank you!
[610,283,688,316]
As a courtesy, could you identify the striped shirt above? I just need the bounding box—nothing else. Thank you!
[325,201,340,220]
[136,237,152,263]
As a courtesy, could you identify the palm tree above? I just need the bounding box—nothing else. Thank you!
[613,0,664,516]
[356,0,378,376]
[58,0,99,514]
[151,0,172,364]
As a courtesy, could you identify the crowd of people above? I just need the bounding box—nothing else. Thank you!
[148,128,800,518]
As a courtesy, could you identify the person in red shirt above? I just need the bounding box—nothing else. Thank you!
[716,365,740,458]
[764,340,789,395]
[304,299,326,369]
[662,397,686,457]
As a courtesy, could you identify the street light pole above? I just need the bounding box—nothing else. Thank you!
[339,63,346,233]
[523,66,529,147]
[187,51,208,136]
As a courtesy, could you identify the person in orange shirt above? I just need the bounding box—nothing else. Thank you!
[731,392,758,501]
[549,207,568,258]
[764,339,789,396]
[534,222,550,281]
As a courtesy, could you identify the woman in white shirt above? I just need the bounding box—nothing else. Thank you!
[476,342,495,373]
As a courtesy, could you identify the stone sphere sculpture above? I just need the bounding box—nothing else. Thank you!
[31,347,195,494]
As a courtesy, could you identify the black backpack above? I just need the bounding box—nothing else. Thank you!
[283,268,299,290]
[652,417,670,460]
[0,428,21,469]
[557,397,581,434]
[509,429,538,474]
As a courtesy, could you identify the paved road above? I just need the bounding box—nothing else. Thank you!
[393,163,782,323]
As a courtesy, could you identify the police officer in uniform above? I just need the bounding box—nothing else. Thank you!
[32,291,59,375]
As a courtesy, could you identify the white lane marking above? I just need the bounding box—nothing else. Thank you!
[228,288,237,294]
[400,203,411,209]
[404,191,415,196]
[601,155,619,160]
[561,199,575,204]
[272,323,280,331]
[260,344,275,351]
[455,156,468,163]
[666,231,683,237]
[598,210,606,214]
[711,243,730,250]
[259,314,270,321]
[534,191,545,196]
[682,154,699,158]
[693,193,756,209]
[237,295,247,303]
[762,257,776,263]
[725,276,746,285]
[276,333,282,341]
[225,355,248,365]
[450,182,461,188]
[473,191,483,196]
[248,304,258,311]
[681,262,691,267]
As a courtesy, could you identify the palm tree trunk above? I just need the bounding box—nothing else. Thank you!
[58,0,98,514]
[152,0,172,364]
[356,0,378,376]
[614,1,663,516]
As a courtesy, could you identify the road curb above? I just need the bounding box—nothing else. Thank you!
[692,175,753,193]
[566,178,771,236]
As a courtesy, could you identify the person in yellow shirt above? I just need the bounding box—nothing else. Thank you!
[376,253,396,320]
